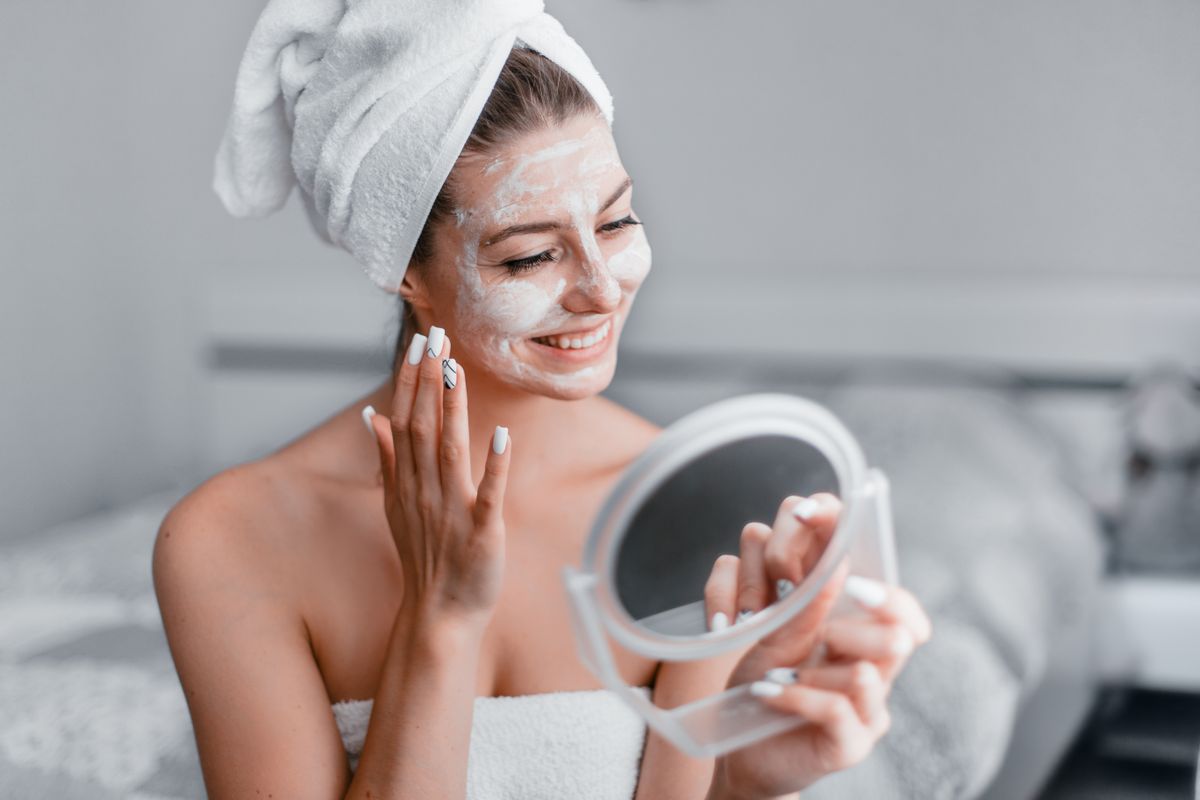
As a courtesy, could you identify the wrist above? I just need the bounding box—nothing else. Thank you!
[705,760,751,800]
[394,602,489,656]
[706,759,804,800]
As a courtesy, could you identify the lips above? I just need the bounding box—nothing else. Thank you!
[530,317,613,350]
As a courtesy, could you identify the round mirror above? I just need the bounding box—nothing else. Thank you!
[562,392,899,757]
[614,434,839,637]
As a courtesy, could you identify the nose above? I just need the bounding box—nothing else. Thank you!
[563,240,622,313]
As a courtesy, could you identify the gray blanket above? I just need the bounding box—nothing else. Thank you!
[0,382,1105,799]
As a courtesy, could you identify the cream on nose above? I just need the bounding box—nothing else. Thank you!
[583,256,622,303]
[565,249,621,309]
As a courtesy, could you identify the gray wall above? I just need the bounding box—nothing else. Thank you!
[3,0,1198,540]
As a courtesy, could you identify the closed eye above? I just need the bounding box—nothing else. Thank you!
[502,215,643,275]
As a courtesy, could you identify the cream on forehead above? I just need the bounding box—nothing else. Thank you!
[460,126,619,227]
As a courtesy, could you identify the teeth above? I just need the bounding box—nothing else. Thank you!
[533,320,611,350]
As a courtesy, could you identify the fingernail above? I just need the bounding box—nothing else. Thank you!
[776,578,795,600]
[710,611,729,632]
[891,629,914,657]
[426,326,445,359]
[406,333,427,366]
[844,575,888,608]
[735,608,754,625]
[750,680,784,698]
[765,667,799,685]
[492,425,508,455]
[791,497,820,522]
[443,358,458,390]
[361,405,377,439]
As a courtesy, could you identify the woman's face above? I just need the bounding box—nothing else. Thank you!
[414,114,652,401]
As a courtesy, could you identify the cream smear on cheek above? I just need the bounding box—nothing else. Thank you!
[451,128,651,395]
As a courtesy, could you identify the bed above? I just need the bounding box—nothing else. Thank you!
[0,359,1109,799]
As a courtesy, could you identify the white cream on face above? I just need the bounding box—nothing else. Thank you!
[448,121,652,397]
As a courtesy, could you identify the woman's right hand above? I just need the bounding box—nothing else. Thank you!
[365,325,513,628]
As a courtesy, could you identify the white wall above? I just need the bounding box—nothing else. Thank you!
[1,3,203,540]
[547,0,1200,365]
[3,0,1197,540]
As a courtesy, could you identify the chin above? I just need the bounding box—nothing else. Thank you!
[525,358,617,401]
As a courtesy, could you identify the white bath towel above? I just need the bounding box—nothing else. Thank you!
[332,687,651,799]
[212,0,614,292]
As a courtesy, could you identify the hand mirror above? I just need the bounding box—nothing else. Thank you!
[561,393,899,758]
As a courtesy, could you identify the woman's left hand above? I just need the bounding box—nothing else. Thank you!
[703,494,933,800]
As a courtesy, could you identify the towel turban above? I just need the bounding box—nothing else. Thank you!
[212,0,615,292]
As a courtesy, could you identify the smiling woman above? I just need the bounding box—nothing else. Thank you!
[397,47,653,400]
[155,2,929,800]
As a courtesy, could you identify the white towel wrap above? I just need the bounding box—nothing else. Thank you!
[332,687,651,799]
[212,0,615,292]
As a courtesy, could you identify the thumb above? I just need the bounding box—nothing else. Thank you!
[364,405,395,494]
[474,425,511,528]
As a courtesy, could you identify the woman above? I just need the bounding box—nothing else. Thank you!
[154,15,931,800]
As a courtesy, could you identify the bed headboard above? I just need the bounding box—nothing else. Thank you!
[198,267,1198,484]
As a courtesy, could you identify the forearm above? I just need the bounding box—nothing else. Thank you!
[344,605,487,800]
[705,761,802,800]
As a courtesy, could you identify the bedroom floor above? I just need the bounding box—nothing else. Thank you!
[1039,688,1200,799]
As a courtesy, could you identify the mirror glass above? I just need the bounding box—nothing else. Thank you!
[613,433,840,637]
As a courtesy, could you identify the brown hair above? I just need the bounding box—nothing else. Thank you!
[393,46,604,365]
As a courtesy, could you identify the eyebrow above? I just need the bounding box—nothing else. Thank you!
[480,176,634,248]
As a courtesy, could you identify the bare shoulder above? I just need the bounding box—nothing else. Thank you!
[152,459,350,798]
[153,459,311,591]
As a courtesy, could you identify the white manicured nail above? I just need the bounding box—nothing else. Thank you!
[765,667,799,685]
[776,578,795,600]
[750,680,784,697]
[426,326,445,359]
[443,358,458,390]
[406,333,427,365]
[492,426,508,455]
[891,629,914,657]
[710,611,729,632]
[791,497,820,522]
[845,576,888,608]
[361,405,377,439]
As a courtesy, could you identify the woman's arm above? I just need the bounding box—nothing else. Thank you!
[344,603,486,799]
[154,471,488,800]
[153,478,353,799]
[633,646,752,800]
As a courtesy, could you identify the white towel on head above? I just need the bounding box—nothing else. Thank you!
[212,0,614,292]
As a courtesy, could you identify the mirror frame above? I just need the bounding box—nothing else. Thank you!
[581,392,871,660]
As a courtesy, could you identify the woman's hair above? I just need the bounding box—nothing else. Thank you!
[393,46,605,365]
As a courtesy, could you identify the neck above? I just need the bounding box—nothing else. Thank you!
[361,350,598,496]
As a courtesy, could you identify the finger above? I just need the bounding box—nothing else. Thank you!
[366,409,396,494]
[703,554,740,632]
[796,492,841,574]
[760,495,808,600]
[763,493,842,602]
[473,424,512,532]
[735,522,772,624]
[390,331,428,508]
[792,493,843,574]
[410,326,449,516]
[758,555,850,658]
[843,577,934,646]
[439,355,473,508]
[791,662,888,731]
[824,618,915,682]
[752,682,868,748]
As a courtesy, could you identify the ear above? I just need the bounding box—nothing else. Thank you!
[398,266,432,310]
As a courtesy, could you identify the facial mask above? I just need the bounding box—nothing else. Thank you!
[448,121,652,397]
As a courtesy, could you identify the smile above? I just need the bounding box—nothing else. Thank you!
[531,318,612,350]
